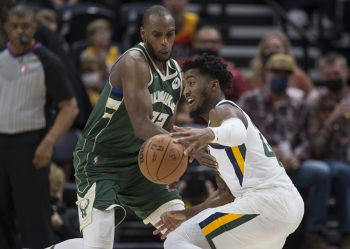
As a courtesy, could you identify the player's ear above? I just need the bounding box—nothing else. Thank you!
[140,27,146,43]
[209,79,220,90]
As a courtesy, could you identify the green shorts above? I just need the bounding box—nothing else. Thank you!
[74,148,182,226]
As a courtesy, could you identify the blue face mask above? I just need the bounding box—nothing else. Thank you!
[270,77,288,93]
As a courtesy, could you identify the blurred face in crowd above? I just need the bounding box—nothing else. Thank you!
[193,27,223,56]
[80,57,106,89]
[5,14,36,51]
[320,59,349,93]
[50,182,64,203]
[263,36,285,57]
[91,27,111,48]
[266,70,291,94]
[162,0,188,17]
[141,14,175,62]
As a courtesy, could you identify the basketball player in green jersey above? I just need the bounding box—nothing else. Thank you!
[48,5,187,249]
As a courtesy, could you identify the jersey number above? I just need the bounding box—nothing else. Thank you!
[258,133,283,167]
[152,111,169,127]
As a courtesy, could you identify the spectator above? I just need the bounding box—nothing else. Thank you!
[308,52,350,249]
[36,8,59,32]
[249,31,317,103]
[50,164,81,243]
[0,5,78,248]
[178,25,251,102]
[162,0,200,59]
[175,26,251,127]
[80,18,119,71]
[240,53,334,249]
[79,54,107,106]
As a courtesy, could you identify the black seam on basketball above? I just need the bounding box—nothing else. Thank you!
[158,149,186,180]
[143,141,153,180]
[155,138,172,180]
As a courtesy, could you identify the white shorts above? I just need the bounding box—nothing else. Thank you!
[167,185,304,249]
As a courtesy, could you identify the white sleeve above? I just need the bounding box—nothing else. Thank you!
[209,118,247,147]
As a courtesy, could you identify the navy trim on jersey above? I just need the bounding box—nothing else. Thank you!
[209,143,230,150]
[112,87,123,95]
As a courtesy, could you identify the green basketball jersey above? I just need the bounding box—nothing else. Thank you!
[76,43,182,165]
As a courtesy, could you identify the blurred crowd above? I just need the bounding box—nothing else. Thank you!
[0,0,350,249]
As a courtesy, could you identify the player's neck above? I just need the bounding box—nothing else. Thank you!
[155,61,167,75]
[201,95,226,121]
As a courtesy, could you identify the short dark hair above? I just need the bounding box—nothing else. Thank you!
[319,51,348,68]
[182,55,233,90]
[7,4,35,20]
[142,5,172,26]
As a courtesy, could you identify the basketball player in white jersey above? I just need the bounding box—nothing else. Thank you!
[153,55,304,249]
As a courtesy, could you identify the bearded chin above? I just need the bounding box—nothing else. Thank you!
[144,41,172,62]
[189,107,205,118]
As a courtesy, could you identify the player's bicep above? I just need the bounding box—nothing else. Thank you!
[119,54,153,125]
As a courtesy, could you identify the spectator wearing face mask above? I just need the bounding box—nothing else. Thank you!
[249,31,317,104]
[240,53,334,249]
[80,54,107,106]
[307,52,350,249]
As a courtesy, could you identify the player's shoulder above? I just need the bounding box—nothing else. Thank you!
[210,100,247,125]
[118,49,148,69]
[121,49,147,63]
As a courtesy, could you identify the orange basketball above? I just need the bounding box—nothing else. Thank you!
[138,134,188,185]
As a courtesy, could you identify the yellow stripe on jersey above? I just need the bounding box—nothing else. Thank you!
[201,214,244,236]
[231,146,245,175]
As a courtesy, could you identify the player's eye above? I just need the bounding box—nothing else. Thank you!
[166,31,174,37]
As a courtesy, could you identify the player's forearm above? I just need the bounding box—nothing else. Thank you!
[183,189,235,220]
[133,119,169,140]
[43,98,78,145]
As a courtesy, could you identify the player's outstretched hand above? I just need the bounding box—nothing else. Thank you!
[171,126,215,159]
[153,210,187,240]
[195,148,218,169]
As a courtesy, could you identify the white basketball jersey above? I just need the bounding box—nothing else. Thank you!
[209,100,293,197]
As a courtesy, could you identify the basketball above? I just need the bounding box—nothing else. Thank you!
[138,134,188,185]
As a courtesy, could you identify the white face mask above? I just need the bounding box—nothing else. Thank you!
[81,71,100,87]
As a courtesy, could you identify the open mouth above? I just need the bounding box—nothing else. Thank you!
[187,97,195,106]
[160,50,169,55]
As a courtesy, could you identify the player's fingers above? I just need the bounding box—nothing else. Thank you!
[184,143,195,156]
[173,126,190,132]
[153,224,167,235]
[153,228,161,235]
[170,131,191,139]
[200,159,218,169]
[161,229,171,240]
[154,219,163,228]
[199,155,218,169]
